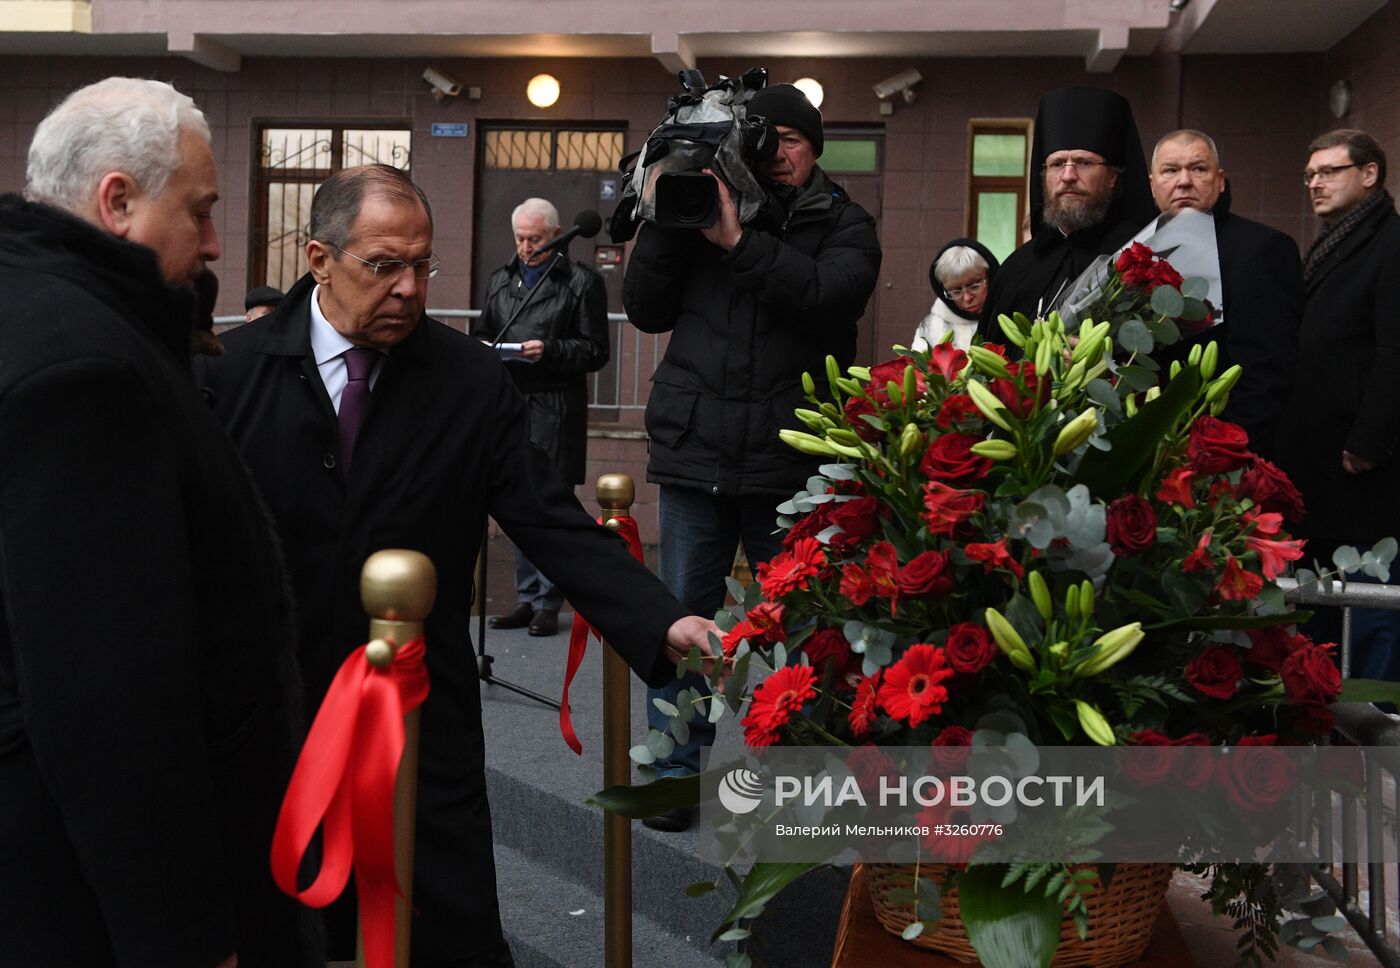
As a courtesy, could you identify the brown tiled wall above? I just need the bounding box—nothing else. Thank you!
[3,30,1398,543]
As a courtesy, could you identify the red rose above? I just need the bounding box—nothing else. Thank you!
[990,362,1050,418]
[1145,258,1183,292]
[804,627,859,679]
[847,743,899,794]
[1237,459,1306,522]
[1115,242,1155,277]
[1188,416,1253,475]
[828,496,881,552]
[1186,646,1244,700]
[1171,732,1215,790]
[843,394,884,442]
[1106,495,1157,557]
[943,622,998,674]
[1124,729,1175,786]
[1245,626,1299,672]
[1215,735,1296,813]
[898,550,954,599]
[783,501,833,549]
[931,725,974,772]
[867,356,925,410]
[920,433,993,484]
[935,393,981,429]
[1281,640,1341,707]
[922,482,985,535]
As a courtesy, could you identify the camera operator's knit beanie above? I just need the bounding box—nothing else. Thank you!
[747,84,824,158]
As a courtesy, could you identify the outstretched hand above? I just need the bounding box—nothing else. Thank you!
[664,614,728,682]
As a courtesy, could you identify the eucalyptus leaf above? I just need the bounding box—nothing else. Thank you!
[1150,285,1185,319]
[1177,296,1208,322]
[901,921,926,940]
[671,714,690,747]
[709,695,727,724]
[1181,276,1209,299]
[1333,545,1363,573]
[1310,915,1347,933]
[1320,936,1349,959]
[960,864,1062,968]
[1146,316,1181,346]
[1116,365,1157,392]
[645,729,675,760]
[718,927,751,942]
[1118,319,1154,355]
[776,500,799,516]
[629,744,655,765]
[724,577,747,605]
[652,698,679,718]
[1373,537,1398,564]
[1085,378,1123,418]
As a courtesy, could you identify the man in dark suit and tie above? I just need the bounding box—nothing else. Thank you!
[197,164,719,966]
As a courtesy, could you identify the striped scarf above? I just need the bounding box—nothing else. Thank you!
[1304,187,1393,283]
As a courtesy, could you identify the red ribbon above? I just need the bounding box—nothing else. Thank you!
[270,636,429,968]
[562,515,644,754]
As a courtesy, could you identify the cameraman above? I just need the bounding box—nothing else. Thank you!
[623,84,881,830]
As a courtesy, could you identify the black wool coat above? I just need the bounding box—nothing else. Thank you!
[0,195,318,967]
[1185,194,1302,459]
[196,274,689,963]
[1277,197,1400,547]
[623,167,881,497]
[476,254,609,483]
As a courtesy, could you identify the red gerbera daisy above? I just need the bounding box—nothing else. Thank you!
[877,644,954,727]
[850,673,880,738]
[742,665,819,747]
[757,538,826,599]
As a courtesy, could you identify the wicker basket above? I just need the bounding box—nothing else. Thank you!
[866,862,1172,966]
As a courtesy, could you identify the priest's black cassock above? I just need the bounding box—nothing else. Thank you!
[980,87,1157,332]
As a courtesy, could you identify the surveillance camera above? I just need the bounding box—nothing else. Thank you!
[872,68,923,101]
[423,67,463,102]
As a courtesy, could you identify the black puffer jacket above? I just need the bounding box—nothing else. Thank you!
[623,168,881,496]
[476,254,608,482]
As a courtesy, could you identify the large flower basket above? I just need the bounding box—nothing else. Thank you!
[867,863,1172,966]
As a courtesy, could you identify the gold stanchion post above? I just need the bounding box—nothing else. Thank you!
[597,473,635,968]
[356,549,437,968]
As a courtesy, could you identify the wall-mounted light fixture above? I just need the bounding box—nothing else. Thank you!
[793,77,825,109]
[527,73,560,109]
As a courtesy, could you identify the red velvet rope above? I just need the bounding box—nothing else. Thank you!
[270,636,429,968]
[561,515,643,754]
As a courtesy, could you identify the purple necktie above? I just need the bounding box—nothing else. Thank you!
[338,347,378,478]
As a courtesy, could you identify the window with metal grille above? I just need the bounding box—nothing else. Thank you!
[484,127,623,172]
[966,120,1032,264]
[252,123,412,292]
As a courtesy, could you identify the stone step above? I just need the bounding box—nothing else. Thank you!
[492,842,729,968]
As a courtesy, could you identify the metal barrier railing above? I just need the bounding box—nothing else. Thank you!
[214,309,666,414]
[1279,575,1400,965]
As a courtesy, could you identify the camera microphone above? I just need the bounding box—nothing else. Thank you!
[537,209,603,255]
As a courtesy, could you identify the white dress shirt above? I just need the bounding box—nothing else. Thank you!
[309,285,385,414]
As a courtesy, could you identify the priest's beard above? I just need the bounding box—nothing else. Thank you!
[1042,184,1114,234]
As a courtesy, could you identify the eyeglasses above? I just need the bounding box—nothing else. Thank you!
[1303,164,1357,185]
[946,280,988,300]
[1042,158,1109,175]
[332,244,440,280]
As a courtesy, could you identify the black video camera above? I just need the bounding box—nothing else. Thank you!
[609,67,781,241]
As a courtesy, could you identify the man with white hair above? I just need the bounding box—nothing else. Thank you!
[476,196,609,637]
[0,77,318,966]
